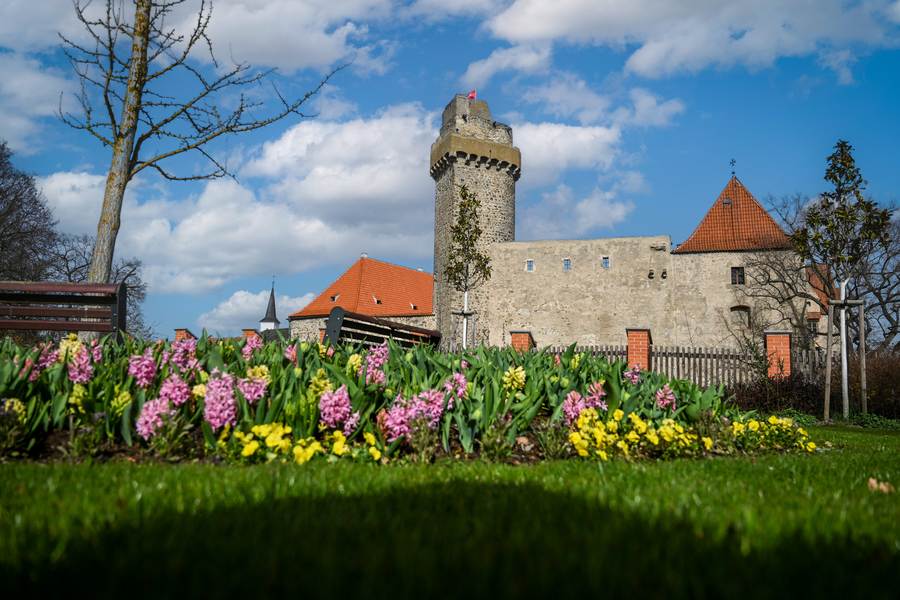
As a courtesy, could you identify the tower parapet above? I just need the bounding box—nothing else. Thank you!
[430,95,521,347]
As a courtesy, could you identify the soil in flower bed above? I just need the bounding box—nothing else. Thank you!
[2,426,898,599]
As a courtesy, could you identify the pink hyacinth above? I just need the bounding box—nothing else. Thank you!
[656,384,677,411]
[380,389,448,442]
[460,360,469,370]
[342,411,361,436]
[159,373,191,407]
[562,382,608,426]
[586,381,608,411]
[90,340,103,363]
[443,372,467,409]
[17,357,34,381]
[38,345,58,370]
[319,385,352,429]
[624,365,641,385]
[284,344,297,364]
[242,335,262,360]
[170,338,197,371]
[128,349,157,388]
[203,370,236,431]
[67,348,93,384]
[136,398,175,440]
[361,342,389,385]
[237,376,267,404]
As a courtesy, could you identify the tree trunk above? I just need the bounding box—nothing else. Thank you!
[87,0,152,284]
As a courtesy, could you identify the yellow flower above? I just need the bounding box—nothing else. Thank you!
[363,431,377,446]
[3,398,26,424]
[317,342,330,358]
[331,431,348,456]
[241,440,260,457]
[732,421,746,436]
[748,419,759,432]
[58,333,83,363]
[199,370,209,383]
[192,384,206,399]
[768,415,779,425]
[293,367,303,378]
[613,409,624,422]
[68,384,86,414]
[806,441,816,452]
[615,440,629,456]
[702,436,713,451]
[292,438,324,464]
[625,430,640,444]
[368,446,382,461]
[797,427,808,438]
[502,366,526,393]
[569,353,582,370]
[597,450,609,461]
[300,342,310,353]
[645,430,660,446]
[246,365,270,384]
[347,354,362,375]
[605,420,618,433]
[111,388,132,417]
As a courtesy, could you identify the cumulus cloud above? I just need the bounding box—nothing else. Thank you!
[615,88,685,127]
[519,184,635,239]
[486,0,900,80]
[461,45,551,88]
[405,0,506,21]
[513,122,621,187]
[522,73,610,124]
[0,54,75,151]
[198,289,315,335]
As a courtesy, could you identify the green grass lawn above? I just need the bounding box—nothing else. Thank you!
[2,425,899,598]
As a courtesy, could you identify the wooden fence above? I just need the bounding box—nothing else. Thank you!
[651,346,754,387]
[547,344,627,363]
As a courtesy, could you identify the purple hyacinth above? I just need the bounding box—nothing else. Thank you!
[203,370,236,431]
[284,344,297,364]
[136,398,175,440]
[443,372,467,409]
[67,348,93,384]
[170,338,198,371]
[342,411,361,437]
[159,373,191,407]
[242,335,262,360]
[362,342,389,385]
[624,365,641,385]
[380,389,448,442]
[128,349,157,388]
[656,384,677,411]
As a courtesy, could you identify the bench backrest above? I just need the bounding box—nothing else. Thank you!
[324,307,440,348]
[0,281,127,336]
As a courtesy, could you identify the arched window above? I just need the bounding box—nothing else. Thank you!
[730,305,751,327]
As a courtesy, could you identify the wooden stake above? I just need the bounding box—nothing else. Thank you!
[824,304,833,422]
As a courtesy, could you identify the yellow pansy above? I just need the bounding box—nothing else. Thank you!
[192,384,206,399]
[702,436,713,451]
[363,431,377,446]
[241,440,260,457]
[613,409,624,422]
[368,446,382,461]
[246,365,270,384]
[748,419,759,432]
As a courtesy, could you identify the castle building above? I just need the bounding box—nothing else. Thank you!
[289,95,819,349]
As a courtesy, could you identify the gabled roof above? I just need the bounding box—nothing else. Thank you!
[289,257,433,319]
[673,176,791,253]
[261,285,279,324]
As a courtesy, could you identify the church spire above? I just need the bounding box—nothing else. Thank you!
[259,281,280,331]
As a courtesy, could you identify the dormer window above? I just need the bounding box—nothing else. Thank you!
[601,256,610,269]
[723,196,733,207]
[525,259,535,272]
[373,295,382,305]
[562,258,572,272]
[410,303,418,310]
[330,294,340,302]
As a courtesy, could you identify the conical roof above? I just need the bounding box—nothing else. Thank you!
[261,285,279,324]
[673,176,791,253]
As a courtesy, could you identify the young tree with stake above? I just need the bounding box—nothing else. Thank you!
[59,0,342,284]
[444,185,492,349]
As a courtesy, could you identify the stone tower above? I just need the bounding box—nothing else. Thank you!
[430,95,521,347]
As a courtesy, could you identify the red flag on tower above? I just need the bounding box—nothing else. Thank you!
[467,89,477,100]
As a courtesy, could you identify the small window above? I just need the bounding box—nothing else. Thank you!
[525,259,534,272]
[373,295,382,305]
[723,196,733,207]
[731,266,745,285]
[330,294,340,302]
[806,319,819,338]
[730,305,751,327]
[562,258,572,272]
[410,303,418,310]
[601,256,610,269]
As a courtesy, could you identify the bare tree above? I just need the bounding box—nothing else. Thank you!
[47,234,154,338]
[0,141,59,281]
[59,0,341,284]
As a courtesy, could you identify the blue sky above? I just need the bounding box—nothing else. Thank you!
[2,0,899,336]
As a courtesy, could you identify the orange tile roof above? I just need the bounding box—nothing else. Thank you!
[289,257,434,319]
[673,176,791,253]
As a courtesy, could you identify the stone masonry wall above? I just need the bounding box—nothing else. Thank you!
[289,315,437,342]
[483,236,794,349]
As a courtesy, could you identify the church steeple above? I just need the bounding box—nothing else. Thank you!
[259,283,280,331]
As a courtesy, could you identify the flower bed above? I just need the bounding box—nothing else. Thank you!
[0,334,815,462]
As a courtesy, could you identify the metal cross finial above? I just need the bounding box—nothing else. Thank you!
[730,158,736,176]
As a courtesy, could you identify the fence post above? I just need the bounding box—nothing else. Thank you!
[764,330,792,379]
[626,328,652,370]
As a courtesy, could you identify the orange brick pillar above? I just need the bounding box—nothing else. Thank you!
[174,328,196,341]
[510,331,535,352]
[626,328,652,370]
[764,330,792,378]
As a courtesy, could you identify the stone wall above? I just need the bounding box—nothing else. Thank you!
[483,236,797,349]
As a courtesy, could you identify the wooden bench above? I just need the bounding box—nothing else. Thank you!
[0,281,127,337]
[324,307,440,348]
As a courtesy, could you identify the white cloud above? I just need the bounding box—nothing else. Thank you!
[198,289,315,335]
[0,54,74,151]
[513,121,621,186]
[615,88,685,127]
[0,1,88,52]
[405,0,505,21]
[819,49,857,85]
[519,184,634,239]
[487,0,900,80]
[461,45,551,88]
[522,73,610,124]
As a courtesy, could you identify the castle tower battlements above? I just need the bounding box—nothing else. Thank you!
[430,95,521,347]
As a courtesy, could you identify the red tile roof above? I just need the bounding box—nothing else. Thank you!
[289,257,434,319]
[673,176,791,253]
